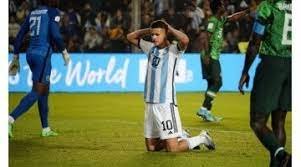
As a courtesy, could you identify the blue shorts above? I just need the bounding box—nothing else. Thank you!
[26,50,52,85]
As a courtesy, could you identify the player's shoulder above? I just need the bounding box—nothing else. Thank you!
[169,42,185,55]
[257,0,273,9]
[208,16,217,22]
[48,7,60,16]
[257,0,274,18]
[48,7,61,22]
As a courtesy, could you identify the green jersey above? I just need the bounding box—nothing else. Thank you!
[206,16,227,60]
[257,0,292,58]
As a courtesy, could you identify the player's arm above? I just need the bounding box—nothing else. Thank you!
[49,8,70,66]
[238,20,265,94]
[227,9,250,22]
[9,15,30,76]
[201,32,212,65]
[126,28,151,48]
[202,18,215,65]
[164,21,189,51]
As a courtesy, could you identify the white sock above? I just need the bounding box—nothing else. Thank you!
[42,127,51,132]
[186,135,207,150]
[9,116,15,124]
[274,147,285,157]
[201,107,207,110]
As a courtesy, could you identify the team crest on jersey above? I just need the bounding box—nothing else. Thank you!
[54,16,60,22]
[151,56,161,68]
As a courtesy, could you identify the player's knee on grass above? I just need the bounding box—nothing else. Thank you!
[164,138,182,152]
[146,145,156,152]
[33,82,49,96]
[145,138,162,152]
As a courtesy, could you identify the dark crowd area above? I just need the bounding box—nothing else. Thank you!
[9,0,260,53]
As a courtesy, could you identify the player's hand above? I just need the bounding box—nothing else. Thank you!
[238,73,250,95]
[160,20,171,30]
[62,49,70,66]
[9,54,20,76]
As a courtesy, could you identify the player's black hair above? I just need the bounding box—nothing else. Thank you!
[39,0,48,5]
[210,0,223,14]
[150,20,168,33]
[39,0,59,7]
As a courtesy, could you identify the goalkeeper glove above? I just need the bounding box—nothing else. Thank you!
[62,49,70,66]
[9,54,20,76]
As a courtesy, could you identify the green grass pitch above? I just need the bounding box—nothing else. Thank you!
[9,93,291,167]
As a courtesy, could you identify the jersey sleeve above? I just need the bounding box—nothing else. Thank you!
[170,43,185,58]
[48,8,65,52]
[13,15,30,54]
[207,17,216,33]
[139,39,154,54]
[256,1,273,24]
[252,1,272,36]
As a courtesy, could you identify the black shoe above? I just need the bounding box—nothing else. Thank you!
[279,153,291,167]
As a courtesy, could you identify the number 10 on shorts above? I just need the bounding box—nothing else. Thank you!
[161,120,173,131]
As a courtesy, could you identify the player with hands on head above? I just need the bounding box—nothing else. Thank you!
[127,20,216,152]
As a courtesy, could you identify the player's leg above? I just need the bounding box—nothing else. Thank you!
[198,57,212,119]
[163,104,189,152]
[270,62,291,167]
[159,104,215,152]
[35,83,58,137]
[272,59,291,147]
[271,110,287,146]
[38,91,49,129]
[205,59,222,109]
[198,58,222,122]
[250,111,290,167]
[164,138,189,152]
[250,56,291,166]
[250,111,280,154]
[9,54,40,138]
[144,103,163,151]
[35,53,58,137]
[164,130,215,152]
[145,138,164,151]
[202,79,214,110]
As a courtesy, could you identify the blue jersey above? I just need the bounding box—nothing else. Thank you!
[13,6,65,55]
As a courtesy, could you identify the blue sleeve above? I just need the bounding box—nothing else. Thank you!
[48,8,65,52]
[252,20,265,36]
[13,15,30,54]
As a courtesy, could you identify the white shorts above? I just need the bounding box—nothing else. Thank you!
[144,103,183,140]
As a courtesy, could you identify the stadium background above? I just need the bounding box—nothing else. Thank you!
[9,0,260,92]
[8,0,291,167]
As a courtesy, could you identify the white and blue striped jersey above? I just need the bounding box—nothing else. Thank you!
[139,39,185,104]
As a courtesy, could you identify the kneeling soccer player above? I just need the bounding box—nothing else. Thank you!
[127,20,215,152]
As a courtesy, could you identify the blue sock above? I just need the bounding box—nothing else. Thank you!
[38,95,49,128]
[10,91,39,120]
